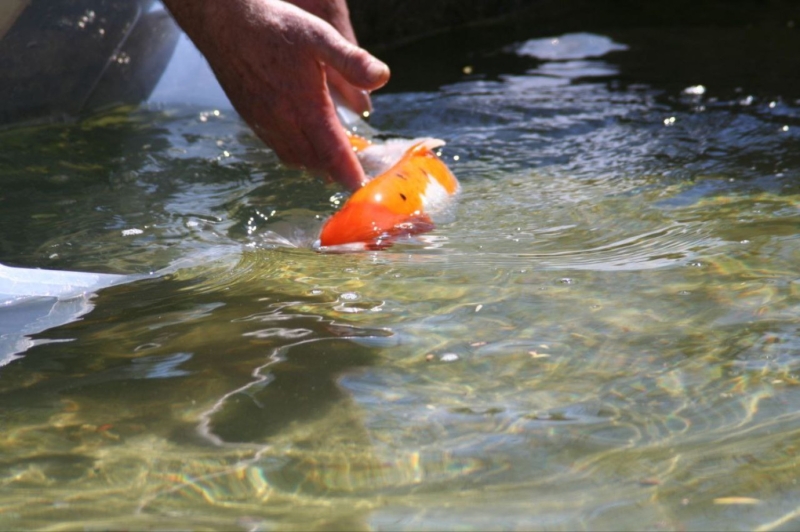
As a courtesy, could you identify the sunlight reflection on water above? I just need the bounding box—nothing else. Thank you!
[1,27,800,532]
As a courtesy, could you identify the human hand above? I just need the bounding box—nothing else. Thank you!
[164,0,390,190]
[283,0,375,115]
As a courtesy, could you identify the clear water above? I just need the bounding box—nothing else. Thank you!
[1,26,800,531]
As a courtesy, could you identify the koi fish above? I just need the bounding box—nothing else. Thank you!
[316,133,460,251]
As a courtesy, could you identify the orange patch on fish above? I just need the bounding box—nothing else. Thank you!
[318,134,459,250]
[345,130,372,152]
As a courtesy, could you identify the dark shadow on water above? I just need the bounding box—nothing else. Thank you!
[207,338,376,443]
[0,274,387,445]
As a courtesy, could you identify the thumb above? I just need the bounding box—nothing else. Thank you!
[313,26,390,91]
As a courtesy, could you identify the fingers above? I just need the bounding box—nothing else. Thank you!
[251,92,367,191]
[188,0,380,190]
[311,24,390,91]
[303,100,368,190]
[250,118,309,169]
[327,67,372,115]
[316,132,368,191]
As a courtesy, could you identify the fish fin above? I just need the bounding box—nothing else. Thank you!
[357,137,445,177]
[412,138,446,151]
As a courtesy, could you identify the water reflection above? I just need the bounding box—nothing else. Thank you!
[515,33,629,60]
[1,25,800,532]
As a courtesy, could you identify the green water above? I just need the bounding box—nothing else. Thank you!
[1,26,800,531]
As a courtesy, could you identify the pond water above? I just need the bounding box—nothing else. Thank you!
[1,23,800,531]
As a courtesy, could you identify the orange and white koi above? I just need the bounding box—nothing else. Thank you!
[316,133,459,251]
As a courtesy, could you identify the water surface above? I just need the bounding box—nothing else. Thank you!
[1,26,800,531]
